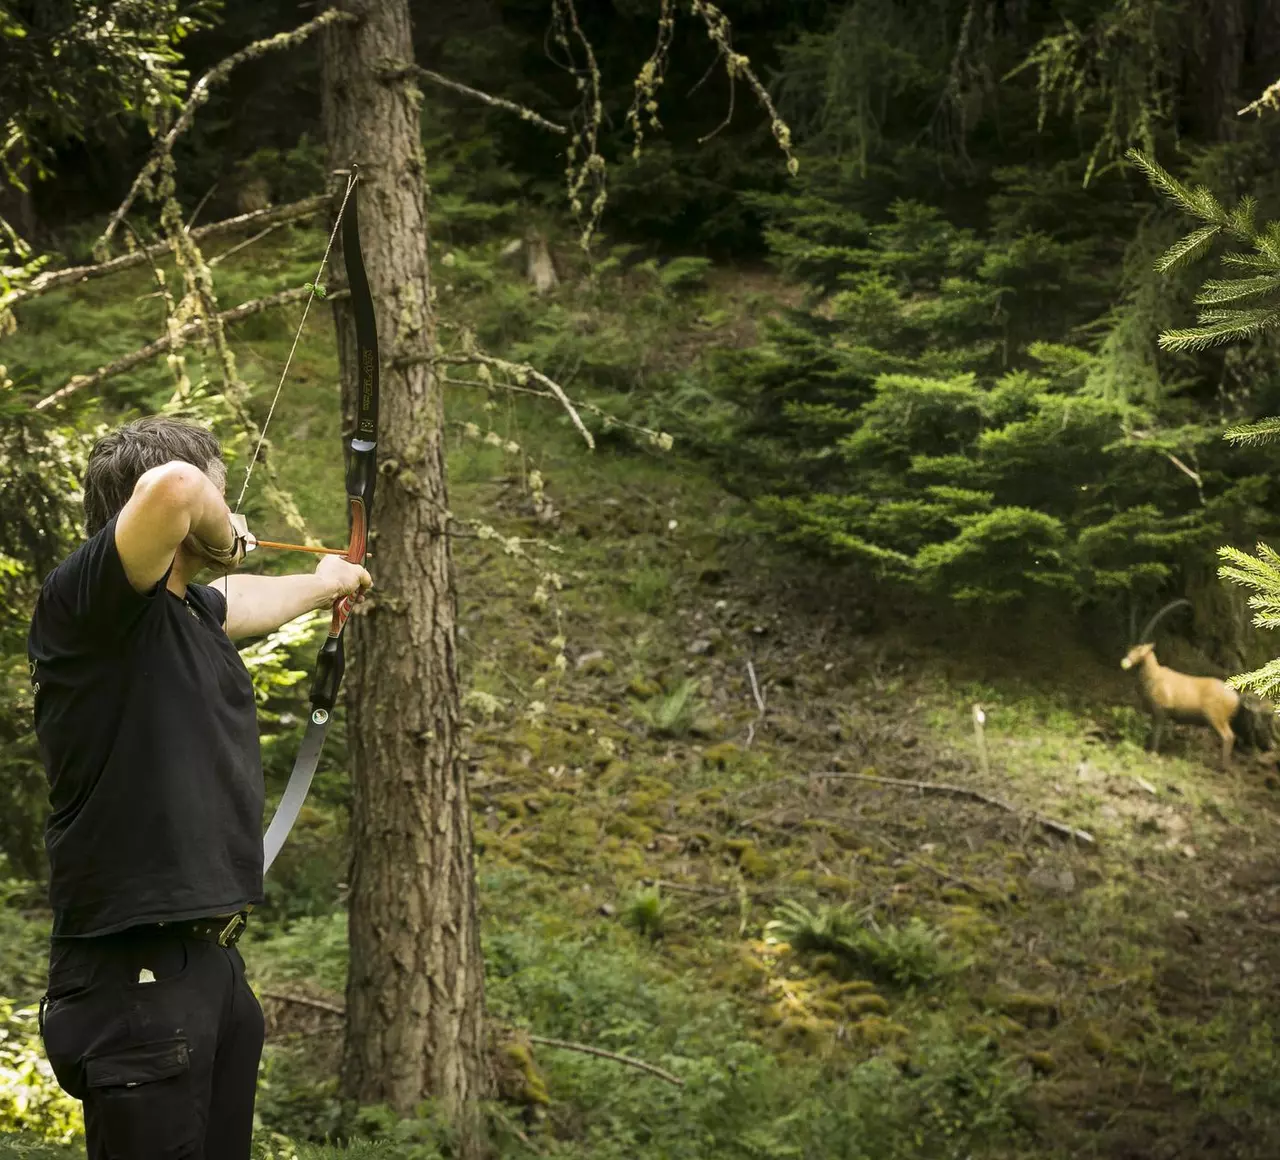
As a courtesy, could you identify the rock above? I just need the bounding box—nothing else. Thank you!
[688,638,714,656]
[575,650,613,675]
[598,903,616,917]
[1027,865,1076,896]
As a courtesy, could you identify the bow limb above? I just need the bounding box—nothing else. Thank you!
[263,166,379,874]
[307,168,379,719]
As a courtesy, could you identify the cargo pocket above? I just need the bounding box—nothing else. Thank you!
[39,962,96,1100]
[85,1038,197,1159]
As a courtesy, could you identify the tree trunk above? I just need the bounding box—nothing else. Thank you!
[1188,0,1247,139]
[320,0,490,1150]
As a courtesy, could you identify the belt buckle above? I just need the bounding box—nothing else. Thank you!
[216,913,246,947]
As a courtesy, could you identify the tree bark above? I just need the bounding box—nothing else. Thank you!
[320,0,490,1150]
[1188,0,1247,139]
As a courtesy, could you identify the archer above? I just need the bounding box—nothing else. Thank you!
[27,415,371,1159]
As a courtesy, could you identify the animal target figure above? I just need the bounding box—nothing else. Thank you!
[1121,599,1273,769]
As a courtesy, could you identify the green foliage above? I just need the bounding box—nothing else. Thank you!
[623,565,672,614]
[1015,0,1182,186]
[0,1,213,184]
[473,903,1030,1160]
[1129,146,1280,690]
[766,901,966,988]
[622,885,668,940]
[0,1000,82,1143]
[630,677,702,737]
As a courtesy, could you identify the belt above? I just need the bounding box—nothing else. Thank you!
[154,911,250,947]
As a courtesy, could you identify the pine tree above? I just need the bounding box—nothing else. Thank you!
[1130,146,1280,695]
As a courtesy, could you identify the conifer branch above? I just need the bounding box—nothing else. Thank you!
[1223,417,1280,445]
[1153,224,1221,273]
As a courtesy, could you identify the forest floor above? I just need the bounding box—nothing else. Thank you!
[3,228,1280,1158]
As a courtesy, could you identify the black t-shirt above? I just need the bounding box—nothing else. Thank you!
[27,515,264,937]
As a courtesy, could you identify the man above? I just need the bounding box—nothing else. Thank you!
[27,416,371,1158]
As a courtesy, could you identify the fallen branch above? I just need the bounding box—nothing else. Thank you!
[527,1035,684,1087]
[4,195,332,310]
[96,9,355,255]
[874,833,987,895]
[259,989,345,1016]
[382,64,569,135]
[812,771,1095,845]
[33,284,348,411]
[260,989,683,1087]
[745,657,767,747]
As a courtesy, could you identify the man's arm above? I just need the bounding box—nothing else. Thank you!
[218,557,372,641]
[115,462,236,594]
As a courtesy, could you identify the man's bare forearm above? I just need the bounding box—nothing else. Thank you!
[218,572,337,640]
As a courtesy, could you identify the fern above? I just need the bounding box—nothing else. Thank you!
[765,901,966,988]
[630,678,702,737]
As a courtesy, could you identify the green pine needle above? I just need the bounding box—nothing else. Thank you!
[1153,224,1221,273]
[1193,274,1280,305]
[1223,417,1280,445]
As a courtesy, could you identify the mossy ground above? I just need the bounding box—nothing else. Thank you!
[3,225,1280,1158]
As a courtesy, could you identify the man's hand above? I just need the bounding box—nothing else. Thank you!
[220,558,373,640]
[314,554,373,608]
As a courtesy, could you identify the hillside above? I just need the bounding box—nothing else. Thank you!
[3,223,1280,1159]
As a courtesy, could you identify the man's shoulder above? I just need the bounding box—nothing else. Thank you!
[187,582,227,621]
[33,525,107,607]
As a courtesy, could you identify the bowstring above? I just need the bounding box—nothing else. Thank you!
[220,169,358,619]
[234,169,359,515]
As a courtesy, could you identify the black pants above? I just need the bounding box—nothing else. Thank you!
[39,925,264,1159]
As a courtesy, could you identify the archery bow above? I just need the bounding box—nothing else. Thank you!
[260,166,379,874]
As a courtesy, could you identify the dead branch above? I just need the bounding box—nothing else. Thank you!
[1241,76,1280,117]
[260,988,345,1016]
[259,989,683,1087]
[812,771,1095,845]
[688,1,797,175]
[527,1035,685,1087]
[747,659,767,714]
[440,375,669,449]
[874,833,986,895]
[381,63,568,135]
[33,284,348,412]
[416,352,594,449]
[4,195,332,311]
[96,10,355,255]
[208,221,293,267]
[745,657,767,746]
